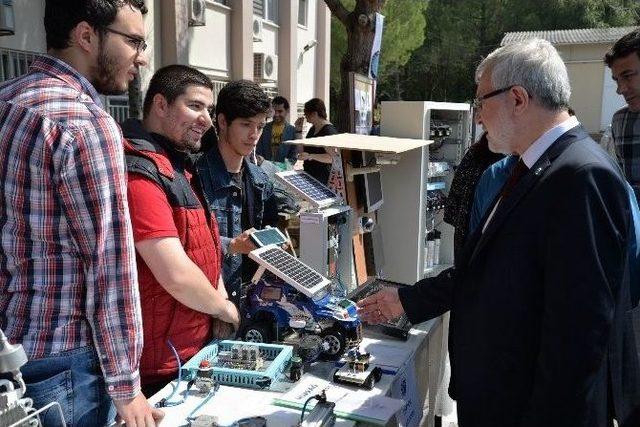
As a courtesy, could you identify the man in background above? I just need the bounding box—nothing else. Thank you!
[605,28,640,202]
[255,95,298,164]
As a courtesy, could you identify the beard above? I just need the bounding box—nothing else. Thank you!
[487,108,517,155]
[91,41,128,96]
[175,131,203,154]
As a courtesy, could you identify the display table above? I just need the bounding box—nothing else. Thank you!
[148,315,448,427]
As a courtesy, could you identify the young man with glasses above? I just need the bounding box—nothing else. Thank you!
[606,29,640,204]
[0,1,162,426]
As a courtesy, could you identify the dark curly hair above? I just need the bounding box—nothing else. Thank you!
[214,80,270,131]
[605,29,640,67]
[45,0,147,50]
[142,64,213,118]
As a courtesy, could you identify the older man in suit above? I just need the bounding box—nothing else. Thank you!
[358,39,640,427]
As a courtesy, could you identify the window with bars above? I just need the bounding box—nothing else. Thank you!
[298,0,307,26]
[253,0,278,24]
[103,95,130,123]
[0,48,37,82]
[261,85,279,100]
[211,79,227,106]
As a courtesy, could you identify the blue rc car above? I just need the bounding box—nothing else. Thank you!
[239,246,362,360]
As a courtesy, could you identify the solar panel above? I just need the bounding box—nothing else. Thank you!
[250,227,288,248]
[275,170,339,208]
[249,245,331,298]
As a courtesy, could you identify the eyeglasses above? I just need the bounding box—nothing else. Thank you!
[472,85,515,110]
[103,27,147,54]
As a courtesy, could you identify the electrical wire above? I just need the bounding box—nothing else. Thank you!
[186,382,220,421]
[155,340,184,408]
[299,390,327,423]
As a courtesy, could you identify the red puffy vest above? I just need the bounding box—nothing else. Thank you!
[124,134,222,385]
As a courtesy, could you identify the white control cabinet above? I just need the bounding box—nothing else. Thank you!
[377,101,472,284]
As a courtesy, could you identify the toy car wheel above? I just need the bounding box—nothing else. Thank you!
[373,366,382,382]
[364,374,375,390]
[321,328,345,360]
[242,322,272,343]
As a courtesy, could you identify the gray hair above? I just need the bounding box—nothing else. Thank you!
[475,38,571,111]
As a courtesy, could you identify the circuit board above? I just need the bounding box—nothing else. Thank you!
[181,340,293,389]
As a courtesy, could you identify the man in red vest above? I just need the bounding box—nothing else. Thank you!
[121,65,240,396]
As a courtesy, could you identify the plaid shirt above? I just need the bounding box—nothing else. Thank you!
[611,106,640,200]
[0,56,143,400]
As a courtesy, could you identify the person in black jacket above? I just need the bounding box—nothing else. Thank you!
[358,39,640,427]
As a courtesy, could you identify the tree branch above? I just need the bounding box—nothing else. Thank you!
[324,0,350,26]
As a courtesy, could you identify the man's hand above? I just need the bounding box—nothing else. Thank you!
[297,152,311,161]
[224,299,241,331]
[212,318,236,339]
[229,229,257,255]
[356,287,405,324]
[114,393,164,427]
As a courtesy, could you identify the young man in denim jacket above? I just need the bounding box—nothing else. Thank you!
[197,80,280,309]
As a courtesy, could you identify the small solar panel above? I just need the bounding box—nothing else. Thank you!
[275,170,339,208]
[250,227,287,248]
[249,245,331,298]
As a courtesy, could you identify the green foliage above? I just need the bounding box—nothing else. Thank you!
[397,0,640,103]
[330,0,427,94]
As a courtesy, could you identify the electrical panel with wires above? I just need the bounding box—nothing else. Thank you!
[378,101,472,284]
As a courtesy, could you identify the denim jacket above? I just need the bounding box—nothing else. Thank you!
[196,144,279,306]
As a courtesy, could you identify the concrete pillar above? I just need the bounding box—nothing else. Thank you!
[315,0,331,113]
[160,0,189,66]
[231,0,253,80]
[278,0,299,111]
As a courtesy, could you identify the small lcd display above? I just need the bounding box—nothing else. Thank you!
[250,228,287,248]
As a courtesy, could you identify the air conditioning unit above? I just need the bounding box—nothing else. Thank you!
[254,53,278,82]
[252,17,263,42]
[0,0,15,36]
[188,0,206,27]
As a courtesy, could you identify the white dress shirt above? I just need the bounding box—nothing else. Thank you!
[482,116,580,232]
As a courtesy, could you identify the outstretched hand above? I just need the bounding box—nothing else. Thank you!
[356,287,405,324]
[229,229,258,255]
[114,393,164,427]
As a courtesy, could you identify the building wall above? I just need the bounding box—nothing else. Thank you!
[0,0,330,118]
[556,43,625,134]
[187,1,232,81]
[565,61,605,133]
[0,0,45,53]
[140,0,163,92]
[296,0,318,105]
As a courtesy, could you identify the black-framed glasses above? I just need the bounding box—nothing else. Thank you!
[472,85,515,110]
[103,27,147,54]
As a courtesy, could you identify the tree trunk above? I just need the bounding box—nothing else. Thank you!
[325,0,384,132]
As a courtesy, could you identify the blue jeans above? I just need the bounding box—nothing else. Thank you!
[19,346,115,427]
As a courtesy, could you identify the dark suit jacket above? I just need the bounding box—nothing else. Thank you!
[256,121,297,163]
[399,126,640,427]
